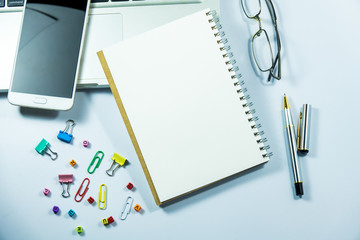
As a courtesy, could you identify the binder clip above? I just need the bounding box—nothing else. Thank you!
[98,184,107,210]
[105,152,127,176]
[35,138,58,160]
[120,196,133,220]
[74,178,90,202]
[88,151,104,174]
[57,119,75,143]
[58,174,73,198]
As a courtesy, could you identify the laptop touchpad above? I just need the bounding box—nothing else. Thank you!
[78,13,123,84]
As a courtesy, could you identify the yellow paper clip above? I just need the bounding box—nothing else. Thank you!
[106,152,127,176]
[98,184,107,209]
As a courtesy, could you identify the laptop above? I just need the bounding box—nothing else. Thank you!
[0,0,220,92]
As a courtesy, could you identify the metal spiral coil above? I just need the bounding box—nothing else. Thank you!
[251,123,261,129]
[206,10,272,159]
[236,88,247,93]
[245,109,256,115]
[248,116,259,122]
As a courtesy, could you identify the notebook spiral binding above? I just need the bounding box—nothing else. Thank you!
[206,10,273,159]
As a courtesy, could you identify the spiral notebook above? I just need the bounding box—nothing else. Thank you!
[97,9,271,205]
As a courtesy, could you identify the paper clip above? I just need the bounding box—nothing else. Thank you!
[87,151,104,174]
[106,152,127,176]
[35,138,58,160]
[98,184,107,209]
[74,178,90,202]
[120,196,134,220]
[58,174,73,198]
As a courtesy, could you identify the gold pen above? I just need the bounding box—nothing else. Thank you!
[283,94,303,196]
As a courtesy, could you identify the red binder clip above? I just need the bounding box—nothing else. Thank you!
[74,178,90,202]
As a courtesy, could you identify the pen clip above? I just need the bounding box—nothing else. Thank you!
[297,111,302,149]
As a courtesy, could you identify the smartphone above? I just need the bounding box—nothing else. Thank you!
[8,0,90,110]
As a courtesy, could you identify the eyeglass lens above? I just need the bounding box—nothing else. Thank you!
[252,29,274,72]
[241,0,261,19]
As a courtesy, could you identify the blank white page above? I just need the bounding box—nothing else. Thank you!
[100,9,269,204]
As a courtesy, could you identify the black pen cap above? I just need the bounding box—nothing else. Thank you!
[297,104,311,153]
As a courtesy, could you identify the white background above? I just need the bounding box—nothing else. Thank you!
[1,0,360,239]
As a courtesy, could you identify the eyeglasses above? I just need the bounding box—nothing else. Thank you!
[241,0,281,81]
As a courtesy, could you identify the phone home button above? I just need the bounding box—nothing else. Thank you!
[33,97,47,104]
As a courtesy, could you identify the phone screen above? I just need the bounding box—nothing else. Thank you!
[10,0,88,98]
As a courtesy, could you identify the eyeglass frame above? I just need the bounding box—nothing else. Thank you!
[240,0,281,81]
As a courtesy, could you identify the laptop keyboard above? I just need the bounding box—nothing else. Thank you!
[1,0,24,8]
[0,0,201,12]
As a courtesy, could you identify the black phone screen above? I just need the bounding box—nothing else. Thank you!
[11,0,88,98]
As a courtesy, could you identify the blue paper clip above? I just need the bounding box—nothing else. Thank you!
[35,139,58,160]
[87,151,104,174]
[57,120,75,143]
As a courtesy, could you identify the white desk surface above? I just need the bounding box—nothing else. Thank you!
[1,0,360,239]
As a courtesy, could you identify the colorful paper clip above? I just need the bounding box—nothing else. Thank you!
[98,184,107,210]
[120,196,133,220]
[74,178,90,202]
[58,174,73,198]
[57,119,75,143]
[35,138,58,160]
[88,151,104,174]
[106,152,127,176]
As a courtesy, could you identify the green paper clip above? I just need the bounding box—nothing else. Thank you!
[87,151,104,174]
[35,138,58,160]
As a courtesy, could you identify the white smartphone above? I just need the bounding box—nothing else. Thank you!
[8,0,91,110]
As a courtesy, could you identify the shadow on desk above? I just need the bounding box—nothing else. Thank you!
[20,107,59,119]
[0,90,92,121]
[0,92,58,118]
[161,164,267,211]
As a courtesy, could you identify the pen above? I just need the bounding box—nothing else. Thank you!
[283,94,303,197]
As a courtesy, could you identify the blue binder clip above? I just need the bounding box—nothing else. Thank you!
[57,120,75,143]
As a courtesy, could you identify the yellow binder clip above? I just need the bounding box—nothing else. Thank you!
[98,184,107,210]
[105,152,127,176]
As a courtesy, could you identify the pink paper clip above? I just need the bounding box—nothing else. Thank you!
[58,174,73,198]
[74,178,90,202]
